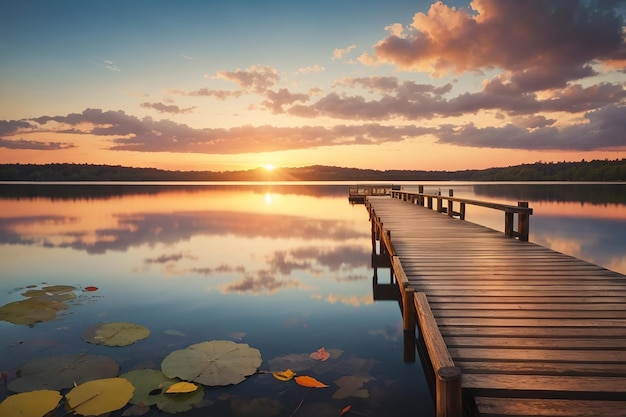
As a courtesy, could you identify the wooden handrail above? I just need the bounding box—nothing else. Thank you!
[415,292,462,417]
[390,190,533,241]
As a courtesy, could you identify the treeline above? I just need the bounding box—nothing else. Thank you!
[0,159,624,182]
[468,159,626,181]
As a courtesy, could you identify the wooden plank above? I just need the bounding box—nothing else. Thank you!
[475,397,626,417]
[462,374,626,393]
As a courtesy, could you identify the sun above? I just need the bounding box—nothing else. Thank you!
[264,163,274,171]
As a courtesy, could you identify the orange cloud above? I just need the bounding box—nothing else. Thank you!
[372,0,626,90]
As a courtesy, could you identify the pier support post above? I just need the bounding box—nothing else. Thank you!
[436,366,462,417]
[447,189,454,217]
[518,201,530,241]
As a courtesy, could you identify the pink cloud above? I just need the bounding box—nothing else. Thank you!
[372,0,626,90]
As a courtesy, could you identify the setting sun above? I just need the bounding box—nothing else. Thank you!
[264,164,274,171]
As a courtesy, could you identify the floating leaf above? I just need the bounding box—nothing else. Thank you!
[84,286,99,292]
[272,369,296,382]
[163,329,186,337]
[21,285,76,301]
[120,369,178,406]
[82,321,150,346]
[165,381,198,394]
[295,375,328,388]
[161,340,262,386]
[0,297,68,325]
[0,389,62,417]
[310,347,330,361]
[341,405,352,415]
[65,377,134,416]
[8,354,119,392]
[156,387,205,414]
[333,376,371,399]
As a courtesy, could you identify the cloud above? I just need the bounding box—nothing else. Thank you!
[0,138,75,150]
[214,65,279,93]
[96,58,120,72]
[0,119,34,135]
[18,108,433,154]
[435,104,626,150]
[218,271,302,295]
[332,44,356,60]
[296,64,325,74]
[371,0,626,90]
[169,88,243,100]
[260,88,309,114]
[140,102,196,114]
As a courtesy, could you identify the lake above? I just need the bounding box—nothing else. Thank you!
[0,182,624,417]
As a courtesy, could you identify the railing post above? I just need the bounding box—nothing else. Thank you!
[504,212,514,237]
[436,366,462,417]
[418,185,424,206]
[447,189,454,217]
[518,201,530,241]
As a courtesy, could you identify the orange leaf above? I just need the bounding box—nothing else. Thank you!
[272,368,296,381]
[295,375,328,388]
[341,405,352,415]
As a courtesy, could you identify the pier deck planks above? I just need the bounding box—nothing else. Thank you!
[366,196,626,417]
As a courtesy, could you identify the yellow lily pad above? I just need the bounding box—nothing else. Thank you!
[0,389,62,417]
[65,377,134,416]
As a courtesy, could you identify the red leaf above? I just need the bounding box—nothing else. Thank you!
[341,405,352,415]
[84,286,98,292]
[310,347,330,361]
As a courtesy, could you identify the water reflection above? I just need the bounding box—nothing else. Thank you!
[0,184,435,417]
[0,182,624,417]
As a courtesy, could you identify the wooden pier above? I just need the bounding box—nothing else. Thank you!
[365,190,626,417]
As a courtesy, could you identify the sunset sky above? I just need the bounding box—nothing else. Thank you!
[1,0,625,172]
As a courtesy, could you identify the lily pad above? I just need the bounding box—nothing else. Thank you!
[82,321,150,346]
[157,386,205,414]
[0,284,78,326]
[121,369,179,406]
[0,389,62,417]
[0,297,68,325]
[65,377,134,416]
[21,285,77,301]
[121,369,206,414]
[8,353,119,392]
[333,375,371,399]
[161,340,262,386]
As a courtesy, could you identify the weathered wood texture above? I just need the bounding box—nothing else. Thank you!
[366,196,626,417]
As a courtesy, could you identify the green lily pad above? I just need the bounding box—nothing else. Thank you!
[82,321,150,346]
[8,353,119,393]
[121,369,179,406]
[21,285,77,301]
[157,385,205,414]
[0,389,62,417]
[0,284,78,326]
[65,377,134,416]
[0,297,68,325]
[161,340,262,386]
[121,369,206,413]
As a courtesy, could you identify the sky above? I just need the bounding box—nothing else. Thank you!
[1,0,625,172]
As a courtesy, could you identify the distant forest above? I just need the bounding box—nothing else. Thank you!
[0,159,624,182]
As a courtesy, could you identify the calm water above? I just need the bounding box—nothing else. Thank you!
[0,182,624,417]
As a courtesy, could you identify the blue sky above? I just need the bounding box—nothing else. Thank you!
[1,0,625,171]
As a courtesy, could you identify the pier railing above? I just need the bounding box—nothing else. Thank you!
[390,187,533,241]
[367,200,462,417]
